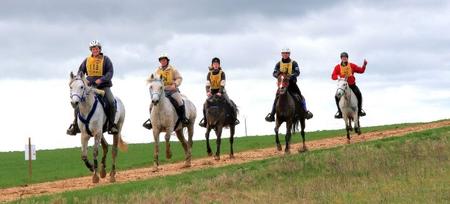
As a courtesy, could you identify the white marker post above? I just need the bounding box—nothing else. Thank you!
[25,137,36,181]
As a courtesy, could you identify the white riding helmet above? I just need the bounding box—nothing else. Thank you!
[89,40,102,49]
[281,48,290,53]
[158,53,169,61]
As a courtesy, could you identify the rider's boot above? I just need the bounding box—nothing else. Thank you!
[265,98,277,122]
[335,97,343,119]
[178,104,190,125]
[359,109,366,117]
[107,106,119,135]
[67,109,80,136]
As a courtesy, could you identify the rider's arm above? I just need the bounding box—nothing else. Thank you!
[77,58,87,75]
[292,61,300,78]
[351,63,366,74]
[205,72,211,93]
[219,71,226,93]
[331,65,340,80]
[173,68,183,87]
[272,62,281,78]
[100,56,114,83]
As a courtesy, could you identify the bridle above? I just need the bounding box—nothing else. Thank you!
[70,78,88,102]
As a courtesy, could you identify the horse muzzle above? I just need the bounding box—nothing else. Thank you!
[71,101,79,108]
[152,100,159,105]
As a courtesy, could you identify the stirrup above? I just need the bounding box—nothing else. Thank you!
[234,118,240,125]
[359,110,366,117]
[198,118,207,128]
[265,113,275,122]
[181,118,190,125]
[306,111,313,120]
[66,124,79,136]
[142,119,152,130]
[108,124,119,134]
[334,112,342,119]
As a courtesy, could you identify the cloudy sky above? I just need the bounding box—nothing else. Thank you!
[1,0,449,151]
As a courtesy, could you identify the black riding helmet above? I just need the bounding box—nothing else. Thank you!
[211,57,220,64]
[340,52,349,58]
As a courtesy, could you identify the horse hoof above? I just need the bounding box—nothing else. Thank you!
[277,145,282,151]
[100,168,107,178]
[110,175,116,183]
[346,139,351,144]
[214,155,220,161]
[166,153,172,160]
[229,154,235,159]
[92,174,100,183]
[298,147,308,153]
[182,162,191,168]
[207,152,213,157]
[284,150,291,155]
[151,166,160,173]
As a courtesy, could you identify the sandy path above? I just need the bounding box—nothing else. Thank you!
[1,120,449,202]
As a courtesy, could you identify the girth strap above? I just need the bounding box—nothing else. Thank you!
[78,97,99,136]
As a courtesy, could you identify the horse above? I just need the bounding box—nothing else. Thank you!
[204,94,238,160]
[336,78,361,142]
[147,74,196,171]
[273,73,307,154]
[69,72,127,183]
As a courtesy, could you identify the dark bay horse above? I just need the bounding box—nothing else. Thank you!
[274,73,307,154]
[205,95,238,160]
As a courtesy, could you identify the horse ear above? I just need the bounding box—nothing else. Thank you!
[146,74,154,84]
[70,71,75,79]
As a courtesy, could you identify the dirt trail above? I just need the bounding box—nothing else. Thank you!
[1,120,449,202]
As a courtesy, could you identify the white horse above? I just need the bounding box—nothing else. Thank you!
[147,74,196,171]
[69,72,127,183]
[336,78,361,142]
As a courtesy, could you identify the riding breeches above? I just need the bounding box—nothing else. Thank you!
[166,90,184,107]
[349,84,363,111]
[100,87,116,124]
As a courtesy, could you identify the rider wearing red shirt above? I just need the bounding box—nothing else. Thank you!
[331,52,368,118]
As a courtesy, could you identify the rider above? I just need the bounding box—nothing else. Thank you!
[66,40,119,135]
[198,57,239,127]
[143,53,190,130]
[331,52,368,118]
[265,48,313,122]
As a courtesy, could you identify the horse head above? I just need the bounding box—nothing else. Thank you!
[147,74,165,105]
[69,72,90,107]
[277,73,290,94]
[336,78,349,99]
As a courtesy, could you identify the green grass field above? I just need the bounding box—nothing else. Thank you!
[0,122,424,189]
[13,123,450,203]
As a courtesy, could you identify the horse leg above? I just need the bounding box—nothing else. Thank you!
[100,137,108,178]
[214,126,223,160]
[355,114,361,135]
[110,133,118,182]
[92,134,101,183]
[175,129,191,168]
[229,125,235,159]
[274,122,282,151]
[299,119,308,153]
[164,132,172,160]
[152,129,160,172]
[345,118,351,143]
[205,127,213,156]
[285,121,292,154]
[80,134,93,172]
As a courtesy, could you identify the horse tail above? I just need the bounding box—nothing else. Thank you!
[118,133,128,152]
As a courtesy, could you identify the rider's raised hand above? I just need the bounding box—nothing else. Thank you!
[95,79,102,85]
[216,92,222,97]
[363,59,368,67]
[207,92,212,97]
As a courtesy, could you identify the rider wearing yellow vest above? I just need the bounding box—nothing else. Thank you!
[198,57,239,127]
[142,53,189,130]
[67,40,119,135]
[265,48,313,122]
